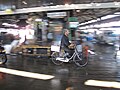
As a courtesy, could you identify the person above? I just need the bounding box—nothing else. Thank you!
[61,29,75,56]
[47,31,54,43]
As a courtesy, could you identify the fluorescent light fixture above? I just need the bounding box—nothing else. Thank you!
[70,4,75,7]
[50,2,53,5]
[79,12,120,26]
[114,12,120,14]
[47,12,66,18]
[114,2,120,5]
[80,17,120,29]
[96,18,101,21]
[87,20,97,23]
[79,27,86,29]
[101,15,119,20]
[2,23,9,26]
[35,18,42,22]
[86,3,93,6]
[85,80,120,89]
[79,22,87,26]
[95,3,101,6]
[99,27,120,31]
[22,1,27,5]
[2,23,18,28]
[65,4,69,6]
[0,67,55,80]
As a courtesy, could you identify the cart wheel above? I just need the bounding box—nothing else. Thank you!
[73,51,88,67]
[0,53,7,64]
[51,52,63,65]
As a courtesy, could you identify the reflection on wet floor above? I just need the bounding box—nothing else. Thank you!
[66,87,75,90]
[0,72,5,80]
[85,79,120,89]
[0,67,54,80]
[0,44,120,90]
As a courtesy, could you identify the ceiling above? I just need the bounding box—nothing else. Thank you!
[73,8,120,23]
[0,0,120,26]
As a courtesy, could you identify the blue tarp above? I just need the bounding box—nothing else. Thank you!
[86,36,93,41]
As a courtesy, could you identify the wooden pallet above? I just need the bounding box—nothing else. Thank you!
[21,45,51,56]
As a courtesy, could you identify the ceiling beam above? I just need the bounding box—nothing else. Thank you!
[0,2,120,15]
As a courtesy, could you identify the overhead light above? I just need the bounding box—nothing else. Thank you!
[50,2,53,5]
[101,15,119,20]
[86,3,94,7]
[65,4,70,7]
[2,23,9,26]
[35,18,42,22]
[114,12,120,14]
[96,18,101,21]
[114,2,120,5]
[95,3,101,6]
[70,4,75,7]
[76,10,80,12]
[22,1,27,5]
[86,4,92,6]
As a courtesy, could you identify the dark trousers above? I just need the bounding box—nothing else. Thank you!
[64,47,74,56]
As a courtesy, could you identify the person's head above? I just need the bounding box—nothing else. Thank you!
[79,39,83,44]
[64,29,70,36]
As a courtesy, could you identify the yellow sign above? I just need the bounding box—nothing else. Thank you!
[5,9,13,14]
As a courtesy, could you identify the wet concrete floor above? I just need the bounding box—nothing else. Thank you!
[0,44,120,90]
